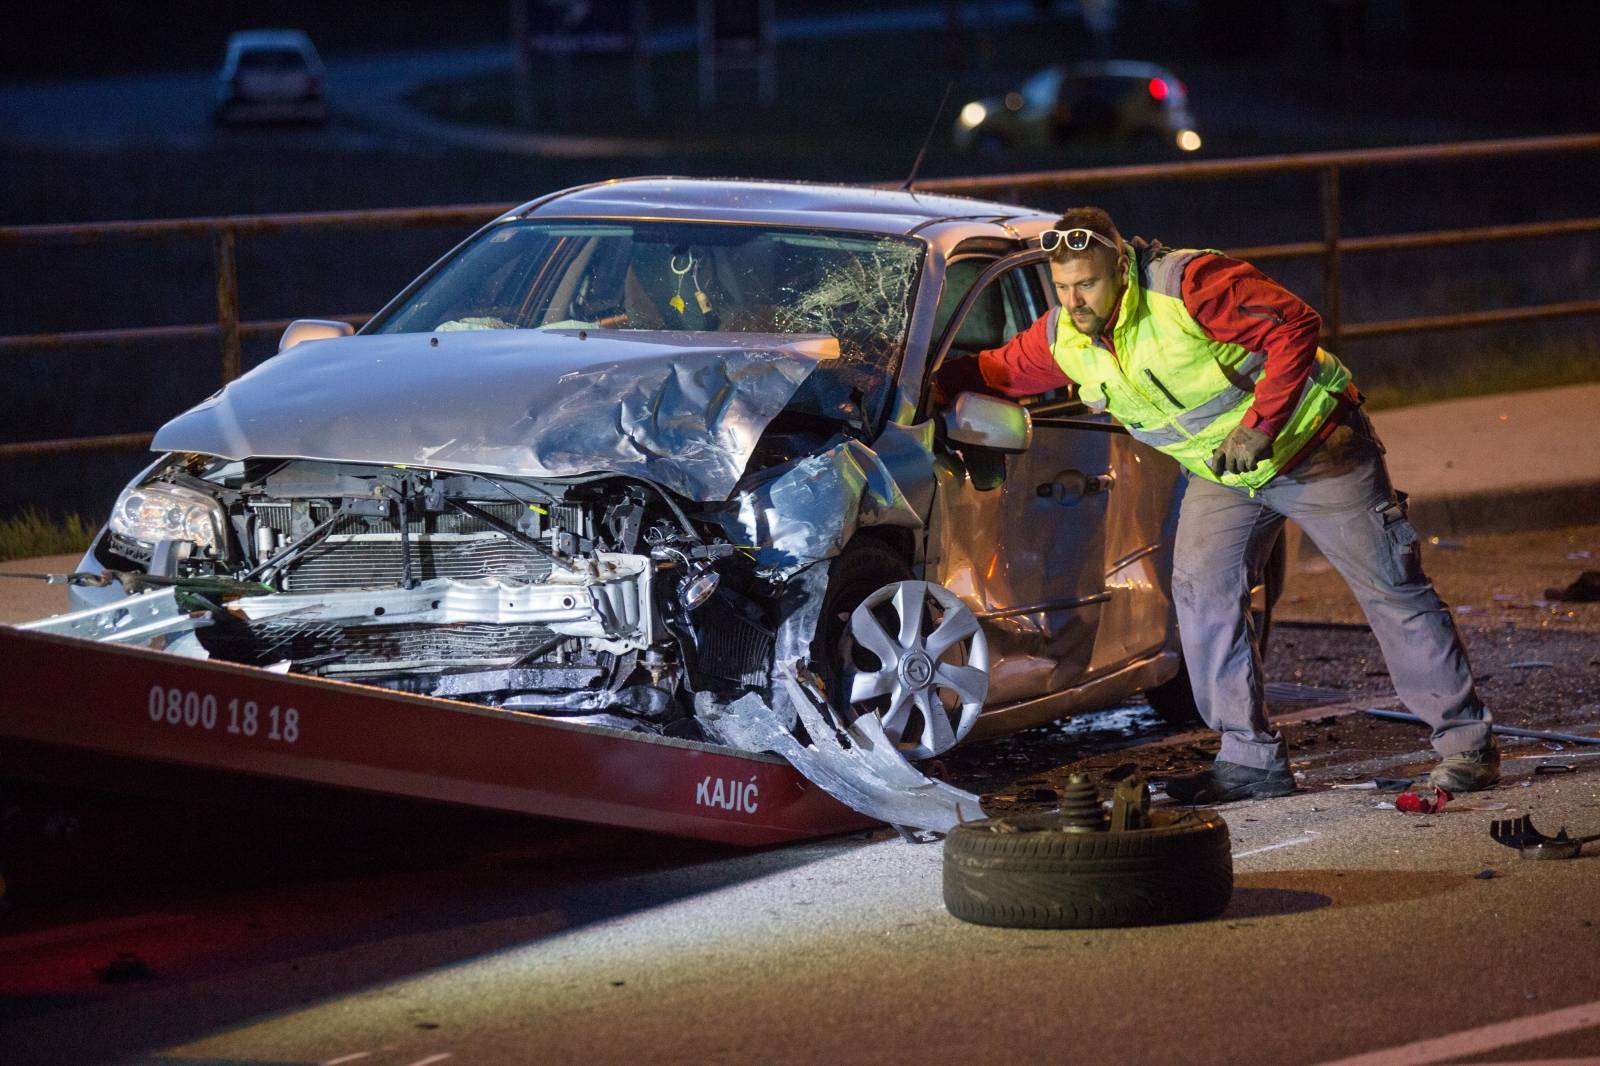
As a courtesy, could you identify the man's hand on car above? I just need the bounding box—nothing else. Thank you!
[1207,423,1273,476]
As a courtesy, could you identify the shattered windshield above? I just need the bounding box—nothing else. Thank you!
[368,220,924,431]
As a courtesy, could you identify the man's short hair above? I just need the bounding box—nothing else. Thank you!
[1050,206,1123,262]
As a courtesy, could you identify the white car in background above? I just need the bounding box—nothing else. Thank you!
[213,30,327,126]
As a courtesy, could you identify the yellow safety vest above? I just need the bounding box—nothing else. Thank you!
[1050,247,1352,490]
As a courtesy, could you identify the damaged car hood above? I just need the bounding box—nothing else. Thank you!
[152,329,830,501]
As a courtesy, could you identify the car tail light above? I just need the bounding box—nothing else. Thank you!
[1148,78,1170,102]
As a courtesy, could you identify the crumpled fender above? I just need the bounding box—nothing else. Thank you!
[717,435,926,579]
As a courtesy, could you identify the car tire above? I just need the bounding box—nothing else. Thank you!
[1145,527,1285,724]
[943,808,1233,928]
[811,539,915,717]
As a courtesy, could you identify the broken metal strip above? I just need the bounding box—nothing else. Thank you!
[976,592,1112,621]
[17,587,210,645]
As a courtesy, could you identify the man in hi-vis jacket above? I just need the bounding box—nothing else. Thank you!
[935,207,1496,803]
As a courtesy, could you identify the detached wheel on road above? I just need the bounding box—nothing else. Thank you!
[943,806,1233,929]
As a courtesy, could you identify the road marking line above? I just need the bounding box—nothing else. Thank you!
[403,1055,452,1066]
[1449,1060,1600,1065]
[0,912,191,955]
[1233,831,1320,858]
[320,1054,372,1065]
[1311,998,1600,1066]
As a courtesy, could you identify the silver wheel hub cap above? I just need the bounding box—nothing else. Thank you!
[844,580,990,759]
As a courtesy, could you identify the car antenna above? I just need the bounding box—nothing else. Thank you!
[901,81,955,194]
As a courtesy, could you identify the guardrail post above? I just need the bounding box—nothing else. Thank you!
[213,227,241,383]
[1320,166,1342,352]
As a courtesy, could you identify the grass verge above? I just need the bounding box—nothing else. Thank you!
[0,508,96,563]
[1359,344,1600,410]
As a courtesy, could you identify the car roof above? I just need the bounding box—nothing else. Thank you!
[226,29,316,51]
[517,177,1053,236]
[1056,59,1175,80]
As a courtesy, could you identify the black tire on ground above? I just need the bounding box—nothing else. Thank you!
[810,539,914,717]
[943,809,1233,929]
[1145,526,1286,724]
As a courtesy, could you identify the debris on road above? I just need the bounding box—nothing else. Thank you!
[1490,814,1600,860]
[1508,660,1557,669]
[1534,762,1578,775]
[97,952,156,983]
[1395,787,1451,814]
[1365,709,1600,746]
[1546,570,1600,602]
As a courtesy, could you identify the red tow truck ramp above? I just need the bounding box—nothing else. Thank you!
[0,626,873,846]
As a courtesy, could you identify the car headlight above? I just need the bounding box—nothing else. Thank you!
[108,482,226,555]
[958,101,988,129]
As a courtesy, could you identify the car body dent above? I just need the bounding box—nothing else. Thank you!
[152,329,829,503]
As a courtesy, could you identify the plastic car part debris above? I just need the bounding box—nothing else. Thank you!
[1534,762,1578,775]
[1331,777,1413,792]
[1365,709,1600,746]
[1545,570,1600,602]
[1395,787,1451,814]
[1507,660,1556,669]
[698,663,985,835]
[1490,814,1600,860]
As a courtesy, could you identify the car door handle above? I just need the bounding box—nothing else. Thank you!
[1037,470,1114,505]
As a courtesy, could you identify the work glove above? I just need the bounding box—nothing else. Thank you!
[1207,423,1273,477]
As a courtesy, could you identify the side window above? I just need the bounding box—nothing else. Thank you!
[946,266,1039,358]
[932,257,992,341]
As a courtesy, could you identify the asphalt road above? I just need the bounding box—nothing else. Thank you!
[2,526,1598,1064]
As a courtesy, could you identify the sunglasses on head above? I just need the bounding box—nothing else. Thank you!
[1039,227,1119,254]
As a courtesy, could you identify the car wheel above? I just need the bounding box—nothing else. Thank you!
[1145,526,1285,724]
[943,807,1233,928]
[811,541,989,758]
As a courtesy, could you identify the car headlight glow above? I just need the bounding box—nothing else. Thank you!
[1176,129,1202,152]
[958,101,988,129]
[108,482,226,555]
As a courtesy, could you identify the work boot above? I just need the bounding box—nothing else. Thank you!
[1162,760,1297,804]
[1428,745,1501,793]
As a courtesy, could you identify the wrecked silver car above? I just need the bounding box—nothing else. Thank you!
[58,180,1229,825]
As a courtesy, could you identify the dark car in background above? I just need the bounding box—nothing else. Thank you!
[954,59,1200,159]
[213,30,327,126]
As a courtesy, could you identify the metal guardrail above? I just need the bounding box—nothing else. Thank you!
[3,133,1599,462]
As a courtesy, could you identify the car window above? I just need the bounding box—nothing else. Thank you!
[1021,68,1062,111]
[238,49,309,72]
[932,257,991,340]
[936,265,1034,355]
[368,220,925,433]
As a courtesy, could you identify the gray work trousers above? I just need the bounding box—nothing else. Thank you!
[1171,409,1491,770]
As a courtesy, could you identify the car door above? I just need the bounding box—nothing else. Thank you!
[926,252,1115,705]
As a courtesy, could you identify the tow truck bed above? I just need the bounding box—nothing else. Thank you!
[0,626,872,846]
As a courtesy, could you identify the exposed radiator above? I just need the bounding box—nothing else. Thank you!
[694,608,774,687]
[280,533,555,593]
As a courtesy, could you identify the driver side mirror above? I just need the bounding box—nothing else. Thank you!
[278,318,355,353]
[943,392,1032,453]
